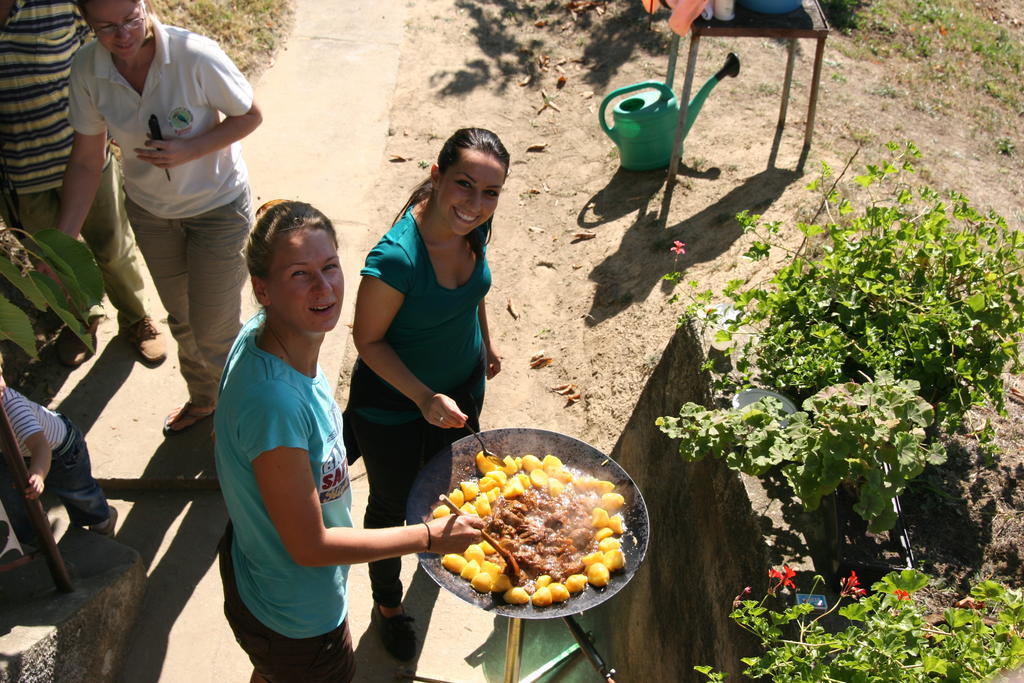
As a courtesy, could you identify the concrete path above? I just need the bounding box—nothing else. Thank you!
[37,1,595,681]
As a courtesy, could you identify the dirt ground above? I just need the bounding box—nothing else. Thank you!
[4,0,1021,604]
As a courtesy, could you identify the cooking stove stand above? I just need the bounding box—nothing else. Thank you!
[397,614,616,683]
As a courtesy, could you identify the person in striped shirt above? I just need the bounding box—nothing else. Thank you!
[0,0,165,367]
[0,369,116,546]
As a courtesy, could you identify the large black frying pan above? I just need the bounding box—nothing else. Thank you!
[405,427,649,619]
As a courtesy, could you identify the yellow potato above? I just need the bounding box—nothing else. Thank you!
[492,574,513,593]
[460,559,481,581]
[531,586,553,607]
[503,479,525,499]
[479,476,497,492]
[464,544,486,565]
[587,562,610,587]
[608,514,624,535]
[530,469,549,488]
[582,551,604,567]
[460,503,477,516]
[476,451,499,474]
[601,492,625,511]
[598,537,621,553]
[592,507,610,529]
[604,549,625,571]
[442,554,468,573]
[548,479,565,497]
[474,496,492,516]
[449,489,465,508]
[486,487,499,503]
[521,454,543,472]
[594,480,616,495]
[541,454,563,474]
[516,472,531,489]
[471,571,494,593]
[535,575,553,589]
[460,481,479,502]
[501,456,519,476]
[504,587,530,605]
[548,582,571,602]
[565,574,588,593]
[514,456,523,470]
[574,477,598,492]
[484,470,508,487]
[479,540,496,555]
[481,560,502,577]
[553,469,574,484]
[432,504,452,519]
[595,527,614,541]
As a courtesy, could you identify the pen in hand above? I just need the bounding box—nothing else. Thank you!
[147,114,171,181]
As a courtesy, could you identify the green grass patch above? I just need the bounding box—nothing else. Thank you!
[149,0,294,77]
[830,0,1021,143]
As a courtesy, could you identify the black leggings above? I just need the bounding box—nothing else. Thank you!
[349,403,481,608]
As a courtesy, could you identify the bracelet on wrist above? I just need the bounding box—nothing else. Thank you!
[421,521,432,552]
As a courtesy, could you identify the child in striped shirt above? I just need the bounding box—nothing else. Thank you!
[0,377,116,546]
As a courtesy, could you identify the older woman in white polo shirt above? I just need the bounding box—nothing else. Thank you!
[57,0,261,435]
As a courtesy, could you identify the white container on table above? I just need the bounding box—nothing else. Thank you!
[713,0,736,20]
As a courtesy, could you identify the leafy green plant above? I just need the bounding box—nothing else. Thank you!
[696,568,1024,681]
[0,227,103,358]
[691,143,1024,436]
[656,373,946,532]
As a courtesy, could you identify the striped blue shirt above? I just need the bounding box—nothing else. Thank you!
[0,1,91,193]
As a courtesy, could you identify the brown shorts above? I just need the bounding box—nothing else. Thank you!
[218,524,356,683]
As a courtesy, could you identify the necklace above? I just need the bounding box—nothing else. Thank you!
[263,323,295,368]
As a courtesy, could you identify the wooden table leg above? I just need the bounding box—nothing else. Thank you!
[778,38,797,129]
[769,38,798,169]
[666,34,701,184]
[798,35,827,173]
[666,32,681,90]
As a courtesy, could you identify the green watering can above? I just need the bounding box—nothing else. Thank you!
[599,53,740,171]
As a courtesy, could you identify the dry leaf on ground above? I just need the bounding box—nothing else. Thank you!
[526,143,549,152]
[506,297,520,320]
[573,231,597,241]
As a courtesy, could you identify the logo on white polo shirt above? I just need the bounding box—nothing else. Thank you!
[168,107,194,136]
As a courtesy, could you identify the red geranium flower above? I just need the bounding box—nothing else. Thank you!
[840,570,867,598]
[894,589,911,601]
[670,240,686,255]
[768,565,797,594]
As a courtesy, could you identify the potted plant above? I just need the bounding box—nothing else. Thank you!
[657,372,945,533]
[696,568,1024,681]
[680,143,1024,444]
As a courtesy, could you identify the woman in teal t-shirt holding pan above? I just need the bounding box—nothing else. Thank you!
[346,128,510,661]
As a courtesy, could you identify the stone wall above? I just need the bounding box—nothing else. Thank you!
[0,530,145,682]
[585,320,769,681]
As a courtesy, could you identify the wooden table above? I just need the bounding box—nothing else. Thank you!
[665,0,830,180]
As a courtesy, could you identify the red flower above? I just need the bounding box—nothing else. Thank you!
[840,570,867,598]
[894,589,911,601]
[732,585,752,608]
[768,565,797,594]
[670,240,686,256]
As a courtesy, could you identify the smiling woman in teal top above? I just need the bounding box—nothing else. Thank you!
[346,127,510,661]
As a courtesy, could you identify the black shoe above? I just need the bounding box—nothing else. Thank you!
[373,606,417,661]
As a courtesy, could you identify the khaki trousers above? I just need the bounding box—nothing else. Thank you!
[124,188,251,406]
[0,153,148,327]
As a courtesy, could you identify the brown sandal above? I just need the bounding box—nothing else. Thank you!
[162,401,215,436]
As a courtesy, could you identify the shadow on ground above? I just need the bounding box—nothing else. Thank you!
[114,428,221,681]
[435,0,669,96]
[584,165,799,326]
